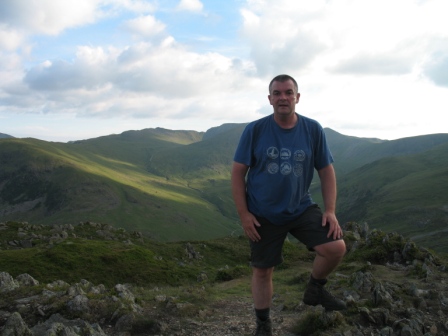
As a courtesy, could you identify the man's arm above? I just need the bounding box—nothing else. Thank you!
[318,164,343,239]
[231,162,261,242]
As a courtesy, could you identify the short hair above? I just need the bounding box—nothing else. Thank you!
[269,74,299,94]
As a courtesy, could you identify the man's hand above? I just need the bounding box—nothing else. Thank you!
[240,211,261,242]
[231,162,262,242]
[318,164,342,240]
[322,211,343,240]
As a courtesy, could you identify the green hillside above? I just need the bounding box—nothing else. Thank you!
[325,128,448,174]
[1,125,448,252]
[0,129,241,241]
[336,142,448,251]
[0,221,252,287]
[146,124,247,220]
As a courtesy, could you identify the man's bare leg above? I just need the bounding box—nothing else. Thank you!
[252,267,274,309]
[312,240,346,279]
[303,240,347,311]
[252,267,274,335]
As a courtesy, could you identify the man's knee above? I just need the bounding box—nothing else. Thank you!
[252,267,274,279]
[315,240,346,260]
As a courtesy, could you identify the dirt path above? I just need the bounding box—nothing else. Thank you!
[138,297,302,336]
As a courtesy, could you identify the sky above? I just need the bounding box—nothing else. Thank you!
[0,0,447,142]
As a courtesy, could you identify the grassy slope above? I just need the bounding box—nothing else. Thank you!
[325,128,448,175]
[335,142,448,251]
[0,129,240,241]
[1,126,448,252]
[146,124,247,222]
[0,221,252,287]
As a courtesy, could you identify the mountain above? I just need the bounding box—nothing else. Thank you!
[325,128,448,174]
[1,125,448,252]
[0,133,14,139]
[335,142,448,250]
[0,128,239,241]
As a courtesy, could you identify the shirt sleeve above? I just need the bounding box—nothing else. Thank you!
[233,125,254,167]
[314,126,334,170]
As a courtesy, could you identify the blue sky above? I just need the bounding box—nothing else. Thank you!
[1,0,447,142]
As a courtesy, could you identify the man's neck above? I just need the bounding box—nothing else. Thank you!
[274,113,298,129]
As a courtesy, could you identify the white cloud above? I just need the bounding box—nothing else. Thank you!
[107,0,157,14]
[176,0,204,12]
[122,15,166,39]
[24,46,114,91]
[1,0,448,142]
[0,0,158,40]
[235,0,448,139]
[240,6,325,76]
[331,54,413,75]
[114,42,239,97]
[9,37,262,125]
[0,24,24,51]
[0,0,103,35]
[240,0,448,80]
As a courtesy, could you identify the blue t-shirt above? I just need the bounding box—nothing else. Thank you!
[233,114,334,225]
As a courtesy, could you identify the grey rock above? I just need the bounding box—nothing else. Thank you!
[115,313,134,332]
[16,273,39,287]
[31,314,106,336]
[0,272,19,292]
[1,312,32,336]
[67,295,89,312]
[115,284,135,302]
[351,271,374,292]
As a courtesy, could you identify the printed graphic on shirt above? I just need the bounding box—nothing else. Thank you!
[294,163,303,176]
[294,150,306,161]
[267,147,279,159]
[267,162,279,174]
[280,148,291,160]
[280,162,292,175]
[266,147,306,177]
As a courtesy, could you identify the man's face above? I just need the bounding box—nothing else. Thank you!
[268,80,300,116]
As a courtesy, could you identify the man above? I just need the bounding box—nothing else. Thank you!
[231,74,346,335]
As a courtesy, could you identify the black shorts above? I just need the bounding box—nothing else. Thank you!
[250,205,342,268]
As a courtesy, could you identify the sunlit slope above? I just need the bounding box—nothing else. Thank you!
[0,130,240,241]
[2,125,448,248]
[145,124,246,220]
[146,125,245,178]
[72,127,204,168]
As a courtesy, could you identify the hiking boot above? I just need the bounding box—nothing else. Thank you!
[303,281,347,311]
[255,318,272,336]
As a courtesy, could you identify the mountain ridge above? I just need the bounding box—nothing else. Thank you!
[1,125,448,252]
[0,133,14,139]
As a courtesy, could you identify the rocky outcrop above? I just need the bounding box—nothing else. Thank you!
[1,221,448,335]
[336,223,448,336]
[0,221,145,250]
[0,273,139,336]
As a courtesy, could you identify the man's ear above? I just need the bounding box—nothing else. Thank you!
[268,95,273,105]
[296,93,301,103]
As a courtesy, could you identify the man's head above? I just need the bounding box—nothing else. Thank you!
[268,74,300,119]
[268,74,299,95]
